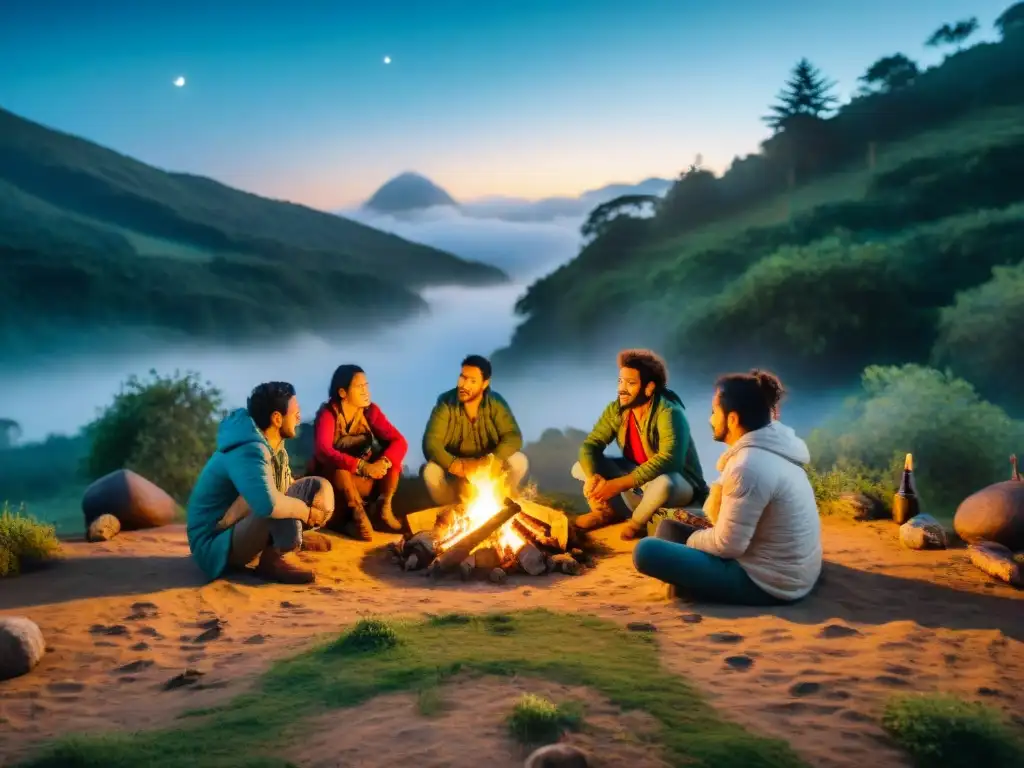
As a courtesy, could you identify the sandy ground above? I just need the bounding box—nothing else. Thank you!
[1,519,1022,768]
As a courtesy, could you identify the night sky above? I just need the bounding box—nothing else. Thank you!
[0,0,1009,208]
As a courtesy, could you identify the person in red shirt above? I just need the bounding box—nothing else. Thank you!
[307,364,408,541]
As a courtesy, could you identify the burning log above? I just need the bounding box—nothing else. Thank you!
[432,497,522,573]
[512,515,559,550]
[459,555,476,581]
[516,541,548,576]
[518,500,570,550]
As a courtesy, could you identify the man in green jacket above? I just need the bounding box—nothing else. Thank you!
[421,354,528,505]
[186,382,335,585]
[572,349,708,540]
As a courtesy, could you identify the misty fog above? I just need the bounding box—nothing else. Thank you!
[1,206,845,475]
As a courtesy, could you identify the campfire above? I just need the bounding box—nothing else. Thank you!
[390,462,587,582]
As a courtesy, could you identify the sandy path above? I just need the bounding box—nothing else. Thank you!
[1,520,1022,768]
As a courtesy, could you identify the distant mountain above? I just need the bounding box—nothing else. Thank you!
[463,177,673,222]
[364,172,458,213]
[0,108,506,359]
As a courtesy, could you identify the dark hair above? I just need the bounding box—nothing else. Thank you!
[461,354,492,381]
[247,381,296,430]
[617,349,668,391]
[328,364,365,403]
[714,369,786,431]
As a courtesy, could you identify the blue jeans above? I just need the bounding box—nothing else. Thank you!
[633,519,789,606]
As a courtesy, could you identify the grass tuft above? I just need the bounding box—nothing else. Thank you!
[881,693,1024,767]
[330,618,399,655]
[507,693,584,744]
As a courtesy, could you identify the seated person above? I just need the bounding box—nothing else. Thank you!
[633,370,822,605]
[421,354,528,505]
[572,349,708,540]
[187,382,335,585]
[307,364,408,541]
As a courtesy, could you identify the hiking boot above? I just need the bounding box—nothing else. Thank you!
[377,497,403,532]
[573,500,619,531]
[348,503,374,541]
[254,546,315,584]
[301,531,333,552]
[619,521,646,541]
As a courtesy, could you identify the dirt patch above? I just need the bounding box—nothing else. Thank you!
[281,676,668,768]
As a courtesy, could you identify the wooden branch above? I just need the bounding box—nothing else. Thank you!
[433,497,522,571]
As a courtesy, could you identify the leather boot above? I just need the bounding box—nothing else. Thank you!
[337,470,374,541]
[573,499,619,531]
[376,468,402,531]
[254,546,315,584]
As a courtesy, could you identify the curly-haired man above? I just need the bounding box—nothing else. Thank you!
[571,349,708,540]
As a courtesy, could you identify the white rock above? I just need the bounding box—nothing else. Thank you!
[0,616,46,681]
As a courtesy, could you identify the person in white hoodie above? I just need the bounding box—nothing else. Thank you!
[632,370,822,605]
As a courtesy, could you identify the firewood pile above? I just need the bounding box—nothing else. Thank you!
[388,497,591,583]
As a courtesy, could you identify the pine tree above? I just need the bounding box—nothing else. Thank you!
[763,58,839,132]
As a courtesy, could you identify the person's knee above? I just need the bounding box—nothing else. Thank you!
[422,462,446,488]
[633,537,664,575]
[505,452,529,484]
[570,461,586,482]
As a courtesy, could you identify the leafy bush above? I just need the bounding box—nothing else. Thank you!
[882,693,1024,767]
[0,502,61,577]
[932,261,1024,415]
[807,365,1023,516]
[807,460,896,519]
[506,693,583,744]
[84,370,224,503]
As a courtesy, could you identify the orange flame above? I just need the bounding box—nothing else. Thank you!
[436,458,526,555]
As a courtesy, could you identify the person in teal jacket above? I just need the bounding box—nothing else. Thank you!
[421,354,528,505]
[186,382,335,584]
[572,349,708,540]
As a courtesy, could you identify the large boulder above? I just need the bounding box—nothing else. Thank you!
[81,469,178,536]
[0,616,46,681]
[954,480,1024,551]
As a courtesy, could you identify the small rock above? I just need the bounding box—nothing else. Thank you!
[86,514,121,542]
[968,541,1022,587]
[0,617,46,681]
[681,613,703,624]
[899,514,948,550]
[488,567,507,584]
[708,631,744,644]
[89,624,129,636]
[524,743,591,768]
[162,669,204,691]
[627,622,657,633]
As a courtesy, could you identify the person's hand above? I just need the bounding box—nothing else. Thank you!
[583,474,604,499]
[593,476,630,503]
[448,459,466,478]
[307,504,329,527]
[364,460,389,480]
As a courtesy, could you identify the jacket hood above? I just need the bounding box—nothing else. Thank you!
[216,408,268,453]
[717,420,810,471]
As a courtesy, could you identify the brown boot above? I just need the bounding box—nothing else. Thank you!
[254,546,315,584]
[301,531,333,552]
[336,470,374,541]
[620,520,646,541]
[377,498,402,531]
[573,500,619,531]
[376,468,403,531]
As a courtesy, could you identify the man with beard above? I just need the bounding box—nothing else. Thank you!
[632,370,822,605]
[421,354,528,505]
[187,382,335,585]
[571,349,708,540]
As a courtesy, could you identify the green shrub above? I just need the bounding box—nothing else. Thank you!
[0,502,61,577]
[882,693,1024,767]
[506,693,583,744]
[932,261,1024,415]
[84,370,224,503]
[807,365,1023,516]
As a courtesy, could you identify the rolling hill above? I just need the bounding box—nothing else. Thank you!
[363,172,458,213]
[493,30,1024,415]
[0,108,506,359]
